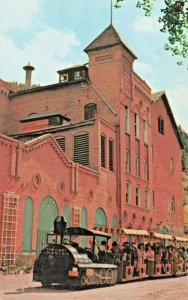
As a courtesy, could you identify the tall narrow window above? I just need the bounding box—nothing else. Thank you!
[101,134,106,168]
[135,155,140,177]
[152,190,155,209]
[109,139,114,171]
[158,117,164,135]
[125,149,130,173]
[171,197,175,212]
[125,106,130,133]
[143,120,148,143]
[134,113,139,138]
[144,159,149,181]
[74,133,89,166]
[84,103,97,120]
[126,181,131,203]
[136,186,140,206]
[144,190,149,209]
[170,157,174,172]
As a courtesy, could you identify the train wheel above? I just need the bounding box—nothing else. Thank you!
[99,268,107,285]
[80,275,87,286]
[106,269,113,284]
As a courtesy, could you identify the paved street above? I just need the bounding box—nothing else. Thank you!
[0,273,188,300]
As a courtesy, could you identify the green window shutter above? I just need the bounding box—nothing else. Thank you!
[22,197,34,252]
[112,215,118,242]
[81,208,87,247]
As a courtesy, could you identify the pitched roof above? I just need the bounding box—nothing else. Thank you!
[84,24,137,59]
[151,91,184,149]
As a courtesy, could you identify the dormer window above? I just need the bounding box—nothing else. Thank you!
[60,73,68,82]
[48,116,63,126]
[74,71,82,80]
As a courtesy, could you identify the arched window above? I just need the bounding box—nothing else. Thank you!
[94,208,107,227]
[84,103,97,120]
[22,197,34,252]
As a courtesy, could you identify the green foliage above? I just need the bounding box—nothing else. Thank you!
[178,125,188,171]
[114,0,188,66]
[7,81,40,91]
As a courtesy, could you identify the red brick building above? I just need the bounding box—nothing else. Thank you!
[0,25,184,267]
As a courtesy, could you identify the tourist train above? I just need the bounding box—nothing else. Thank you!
[33,216,188,288]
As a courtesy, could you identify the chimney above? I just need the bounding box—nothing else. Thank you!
[23,63,35,89]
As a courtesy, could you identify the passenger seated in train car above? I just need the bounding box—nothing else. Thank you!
[98,241,107,263]
[122,242,131,266]
[146,244,155,276]
[153,242,162,264]
[110,241,122,264]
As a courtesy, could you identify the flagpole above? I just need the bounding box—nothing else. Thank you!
[111,0,113,24]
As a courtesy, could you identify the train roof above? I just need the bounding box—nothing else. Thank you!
[66,227,111,238]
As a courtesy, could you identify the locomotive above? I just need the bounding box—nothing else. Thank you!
[33,216,117,288]
[33,216,188,288]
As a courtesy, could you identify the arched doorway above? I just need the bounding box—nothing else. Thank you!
[94,208,107,245]
[160,226,169,234]
[36,196,58,257]
[22,197,34,252]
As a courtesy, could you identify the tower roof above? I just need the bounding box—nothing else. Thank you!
[84,24,137,59]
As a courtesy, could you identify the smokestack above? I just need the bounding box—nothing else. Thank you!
[23,63,35,89]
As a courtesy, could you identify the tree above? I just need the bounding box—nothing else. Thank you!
[115,0,188,66]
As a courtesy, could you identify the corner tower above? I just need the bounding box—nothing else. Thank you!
[84,24,137,111]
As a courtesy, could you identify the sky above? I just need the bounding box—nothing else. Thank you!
[0,0,188,131]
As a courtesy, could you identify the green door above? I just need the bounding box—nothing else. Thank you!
[36,196,58,257]
[81,208,87,247]
[22,197,34,252]
[94,208,107,246]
